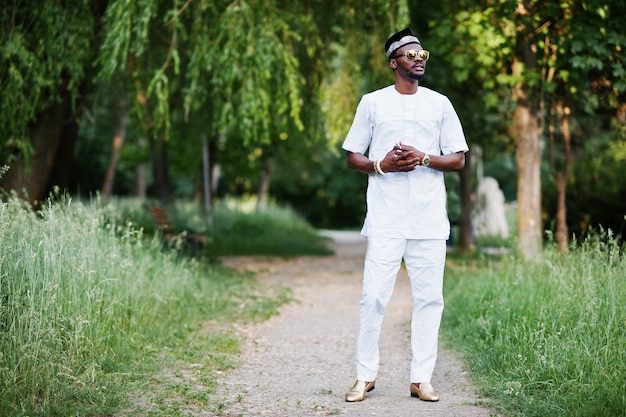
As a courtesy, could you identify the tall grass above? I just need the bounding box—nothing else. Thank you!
[443,231,625,417]
[0,196,290,416]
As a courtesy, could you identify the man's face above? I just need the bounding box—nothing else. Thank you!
[390,43,427,81]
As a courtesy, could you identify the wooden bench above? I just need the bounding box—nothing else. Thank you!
[146,205,207,256]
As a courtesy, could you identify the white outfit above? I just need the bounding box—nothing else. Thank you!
[342,85,468,383]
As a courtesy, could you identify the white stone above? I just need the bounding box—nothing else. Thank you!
[472,176,509,238]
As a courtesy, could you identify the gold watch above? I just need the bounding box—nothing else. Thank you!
[422,154,430,167]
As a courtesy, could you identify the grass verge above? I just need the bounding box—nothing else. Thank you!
[0,196,295,416]
[443,232,625,417]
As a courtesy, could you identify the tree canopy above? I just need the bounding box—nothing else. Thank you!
[1,0,625,252]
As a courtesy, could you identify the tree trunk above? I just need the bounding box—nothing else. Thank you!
[0,85,75,206]
[134,138,148,199]
[256,157,273,211]
[202,134,213,229]
[149,130,173,203]
[211,134,224,195]
[514,99,542,259]
[514,1,542,260]
[458,150,475,251]
[554,103,571,252]
[48,103,80,197]
[136,163,147,199]
[555,172,568,251]
[101,101,128,198]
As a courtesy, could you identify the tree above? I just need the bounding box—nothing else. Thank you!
[4,0,624,244]
[423,1,516,252]
[427,0,626,258]
[0,1,105,204]
[510,0,626,255]
[512,1,543,259]
[0,0,310,207]
[101,99,128,198]
[541,1,626,249]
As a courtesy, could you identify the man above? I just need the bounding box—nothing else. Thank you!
[342,28,468,403]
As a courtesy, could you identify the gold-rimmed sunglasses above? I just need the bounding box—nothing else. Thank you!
[391,49,430,62]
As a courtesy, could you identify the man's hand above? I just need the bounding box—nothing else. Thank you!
[346,141,467,175]
[381,142,422,172]
[384,142,466,173]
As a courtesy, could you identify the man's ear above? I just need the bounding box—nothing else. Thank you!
[390,59,397,70]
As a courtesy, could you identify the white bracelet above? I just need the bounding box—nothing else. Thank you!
[374,160,386,175]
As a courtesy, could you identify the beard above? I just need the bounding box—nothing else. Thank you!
[409,72,426,81]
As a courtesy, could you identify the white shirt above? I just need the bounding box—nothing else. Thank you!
[342,85,469,239]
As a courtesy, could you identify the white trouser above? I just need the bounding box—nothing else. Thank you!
[355,237,446,383]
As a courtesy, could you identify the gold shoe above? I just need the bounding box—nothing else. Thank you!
[345,380,375,402]
[410,382,440,402]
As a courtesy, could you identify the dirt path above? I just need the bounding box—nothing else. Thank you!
[214,231,496,417]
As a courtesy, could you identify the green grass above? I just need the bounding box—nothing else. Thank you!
[113,197,334,259]
[4,192,623,417]
[207,202,333,257]
[443,231,625,417]
[0,195,295,416]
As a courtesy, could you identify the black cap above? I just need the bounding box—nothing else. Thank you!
[385,28,421,59]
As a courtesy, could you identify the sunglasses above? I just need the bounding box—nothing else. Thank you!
[391,49,430,62]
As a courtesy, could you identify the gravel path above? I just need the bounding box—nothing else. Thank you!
[215,231,496,417]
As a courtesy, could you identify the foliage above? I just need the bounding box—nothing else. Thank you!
[97,0,308,156]
[423,1,516,151]
[423,0,626,243]
[2,0,626,240]
[443,231,625,416]
[0,195,290,416]
[258,142,366,229]
[0,1,94,165]
[544,126,626,239]
[89,0,409,224]
[205,1,304,146]
[318,0,411,147]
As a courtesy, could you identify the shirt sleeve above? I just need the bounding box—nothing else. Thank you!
[342,96,372,155]
[440,97,469,155]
